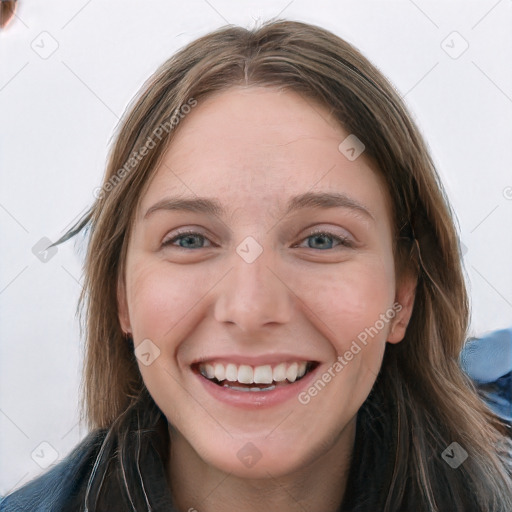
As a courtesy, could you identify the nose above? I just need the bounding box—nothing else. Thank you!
[213,249,294,333]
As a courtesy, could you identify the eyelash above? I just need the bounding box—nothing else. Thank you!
[161,228,353,250]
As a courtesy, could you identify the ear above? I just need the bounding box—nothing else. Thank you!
[387,272,417,344]
[117,273,132,335]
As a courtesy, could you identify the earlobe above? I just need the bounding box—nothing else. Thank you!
[117,274,132,335]
[387,274,417,344]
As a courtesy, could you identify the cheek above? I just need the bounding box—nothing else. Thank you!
[291,258,396,420]
[293,255,396,351]
[125,260,210,398]
[126,260,207,341]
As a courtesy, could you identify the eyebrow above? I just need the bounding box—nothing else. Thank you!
[143,191,374,221]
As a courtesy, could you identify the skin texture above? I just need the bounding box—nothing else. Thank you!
[118,86,416,512]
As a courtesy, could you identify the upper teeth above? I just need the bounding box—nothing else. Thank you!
[199,361,308,384]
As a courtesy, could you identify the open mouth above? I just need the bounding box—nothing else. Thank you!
[192,360,319,392]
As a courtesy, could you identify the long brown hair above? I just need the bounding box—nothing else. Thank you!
[56,19,512,511]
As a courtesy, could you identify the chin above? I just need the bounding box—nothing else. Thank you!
[206,440,310,479]
[183,427,325,481]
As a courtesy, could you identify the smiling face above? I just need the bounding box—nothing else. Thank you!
[117,86,415,479]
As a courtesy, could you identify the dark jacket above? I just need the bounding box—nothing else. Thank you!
[0,422,178,512]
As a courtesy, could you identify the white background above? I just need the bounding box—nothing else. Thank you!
[1,0,511,494]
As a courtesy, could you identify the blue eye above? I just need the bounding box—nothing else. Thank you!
[299,231,352,250]
[162,231,211,249]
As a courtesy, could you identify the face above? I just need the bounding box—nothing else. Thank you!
[118,86,415,479]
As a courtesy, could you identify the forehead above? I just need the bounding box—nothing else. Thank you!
[139,86,392,223]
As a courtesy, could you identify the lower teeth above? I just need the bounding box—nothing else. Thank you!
[223,383,276,392]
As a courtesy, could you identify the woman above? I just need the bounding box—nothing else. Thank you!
[2,19,511,512]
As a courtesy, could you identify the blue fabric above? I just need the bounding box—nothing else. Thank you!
[460,327,512,423]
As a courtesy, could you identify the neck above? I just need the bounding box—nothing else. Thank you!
[167,420,356,512]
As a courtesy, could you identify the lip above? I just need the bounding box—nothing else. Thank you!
[192,361,321,409]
